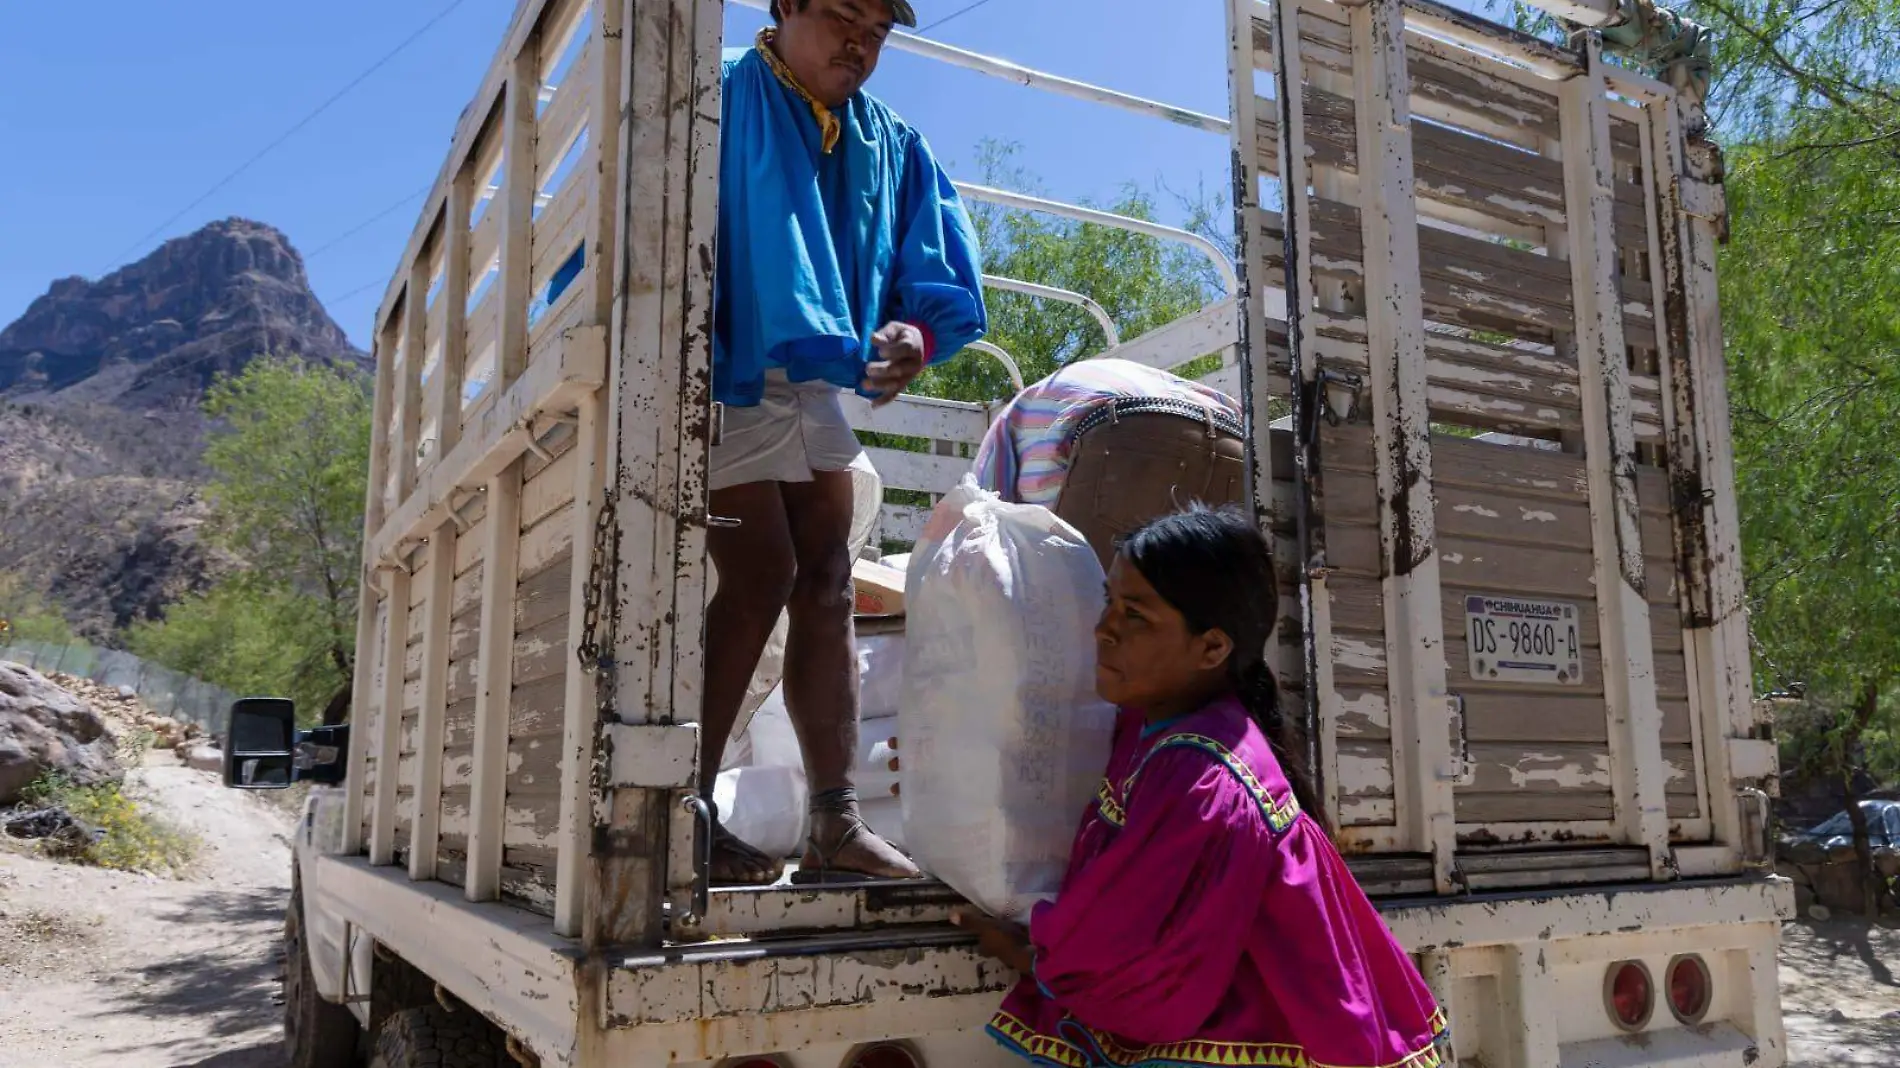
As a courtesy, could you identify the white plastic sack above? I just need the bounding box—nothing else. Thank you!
[714,696,906,859]
[857,631,906,720]
[900,477,1116,920]
[714,688,808,857]
[712,765,807,860]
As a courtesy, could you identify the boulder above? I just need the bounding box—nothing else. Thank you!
[0,660,120,805]
[181,742,223,774]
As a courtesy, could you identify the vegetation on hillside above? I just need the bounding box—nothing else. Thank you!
[0,571,77,645]
[130,358,371,724]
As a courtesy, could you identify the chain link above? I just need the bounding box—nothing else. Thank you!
[576,487,620,720]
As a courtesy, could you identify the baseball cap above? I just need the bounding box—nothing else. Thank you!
[888,1,918,27]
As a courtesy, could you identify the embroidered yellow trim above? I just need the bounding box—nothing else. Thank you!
[1098,732,1303,837]
[1096,778,1127,829]
[756,27,841,154]
[989,1008,1451,1068]
[1144,734,1303,833]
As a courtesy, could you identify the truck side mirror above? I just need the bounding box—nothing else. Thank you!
[224,697,297,790]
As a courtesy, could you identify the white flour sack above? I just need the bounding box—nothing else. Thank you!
[900,477,1116,919]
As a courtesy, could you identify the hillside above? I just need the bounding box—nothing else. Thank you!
[0,219,368,640]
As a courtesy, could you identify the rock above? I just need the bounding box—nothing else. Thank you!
[1825,1008,1850,1024]
[2,806,103,851]
[116,686,136,700]
[181,743,223,774]
[0,661,120,805]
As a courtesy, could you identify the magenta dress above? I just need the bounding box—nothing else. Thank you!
[988,697,1448,1068]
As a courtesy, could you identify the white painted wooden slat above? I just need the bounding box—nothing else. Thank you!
[532,179,591,286]
[592,0,724,951]
[498,53,539,387]
[1634,104,1712,843]
[1650,91,1755,866]
[435,174,474,457]
[536,47,593,176]
[1560,42,1669,878]
[468,461,525,902]
[397,262,429,500]
[862,447,967,495]
[370,567,413,865]
[585,0,623,331]
[469,209,502,300]
[1350,0,1457,890]
[554,393,607,936]
[843,392,989,446]
[345,332,402,856]
[1095,297,1239,372]
[878,503,928,545]
[409,524,457,881]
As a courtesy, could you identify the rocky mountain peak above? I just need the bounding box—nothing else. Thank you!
[0,218,366,411]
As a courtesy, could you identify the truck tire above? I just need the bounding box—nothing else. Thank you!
[285,892,362,1068]
[369,1005,511,1068]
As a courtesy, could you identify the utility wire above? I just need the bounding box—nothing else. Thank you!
[304,186,433,262]
[918,0,1003,33]
[99,0,472,273]
[321,277,391,309]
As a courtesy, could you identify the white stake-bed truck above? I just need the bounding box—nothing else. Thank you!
[225,0,1793,1065]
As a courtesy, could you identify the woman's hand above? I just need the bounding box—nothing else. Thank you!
[950,908,1035,975]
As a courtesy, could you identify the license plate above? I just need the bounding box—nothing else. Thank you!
[1464,595,1583,685]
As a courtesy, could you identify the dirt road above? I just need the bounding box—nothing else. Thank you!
[2,753,1899,1067]
[0,760,295,1067]
[1782,917,1900,1066]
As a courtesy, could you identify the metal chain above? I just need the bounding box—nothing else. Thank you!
[576,487,620,720]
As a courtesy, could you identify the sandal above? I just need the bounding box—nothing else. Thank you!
[706,800,785,886]
[790,818,883,885]
[789,787,922,885]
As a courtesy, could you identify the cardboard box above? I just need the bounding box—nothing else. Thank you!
[852,558,906,617]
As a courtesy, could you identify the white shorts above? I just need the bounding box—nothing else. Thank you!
[710,369,865,492]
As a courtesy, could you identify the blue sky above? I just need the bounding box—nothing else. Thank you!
[0,1,1246,349]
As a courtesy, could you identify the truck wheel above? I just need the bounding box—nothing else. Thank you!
[285,893,362,1068]
[369,1005,511,1067]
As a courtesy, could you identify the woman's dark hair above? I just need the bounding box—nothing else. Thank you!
[1120,505,1328,834]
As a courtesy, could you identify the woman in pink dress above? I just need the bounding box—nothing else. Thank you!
[952,507,1448,1068]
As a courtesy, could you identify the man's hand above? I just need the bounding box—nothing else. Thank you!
[950,908,1035,974]
[863,321,928,407]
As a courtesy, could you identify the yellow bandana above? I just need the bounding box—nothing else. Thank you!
[756,27,842,154]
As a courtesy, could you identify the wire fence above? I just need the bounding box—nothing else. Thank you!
[0,639,237,739]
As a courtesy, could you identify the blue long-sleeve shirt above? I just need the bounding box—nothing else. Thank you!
[714,45,988,407]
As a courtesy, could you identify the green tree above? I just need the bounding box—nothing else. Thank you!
[0,571,77,645]
[1648,0,1900,911]
[131,357,371,722]
[911,141,1224,405]
[1499,0,1900,904]
[1720,103,1900,912]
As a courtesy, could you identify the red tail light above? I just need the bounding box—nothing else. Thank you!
[1666,955,1712,1024]
[1604,960,1654,1031]
[846,1044,922,1068]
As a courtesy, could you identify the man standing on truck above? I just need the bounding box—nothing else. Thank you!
[704,0,988,884]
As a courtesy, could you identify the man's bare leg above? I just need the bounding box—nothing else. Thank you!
[781,469,920,880]
[703,480,797,884]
